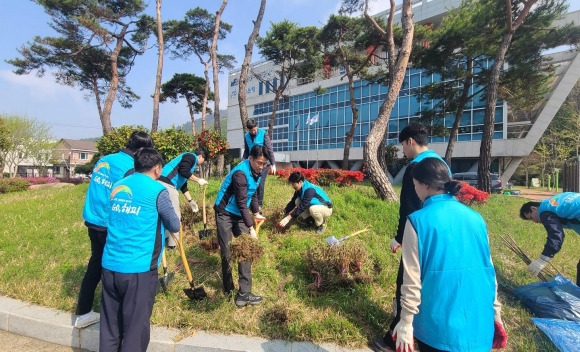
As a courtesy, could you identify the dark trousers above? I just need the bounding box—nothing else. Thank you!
[76,227,107,315]
[100,268,157,352]
[216,211,252,294]
[577,259,579,286]
[382,257,404,348]
[416,339,448,352]
[256,165,270,207]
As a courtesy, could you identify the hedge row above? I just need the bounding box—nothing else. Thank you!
[276,167,364,187]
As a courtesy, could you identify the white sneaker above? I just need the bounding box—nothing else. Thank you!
[74,311,100,328]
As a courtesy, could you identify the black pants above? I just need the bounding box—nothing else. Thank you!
[100,268,157,352]
[216,211,252,294]
[256,165,270,207]
[577,259,579,286]
[382,257,404,348]
[76,227,107,315]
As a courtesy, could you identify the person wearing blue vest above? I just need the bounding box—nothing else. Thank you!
[391,158,506,352]
[243,119,276,212]
[520,192,580,285]
[373,123,450,352]
[214,145,269,307]
[100,148,180,352]
[278,171,333,234]
[158,148,208,248]
[74,131,153,329]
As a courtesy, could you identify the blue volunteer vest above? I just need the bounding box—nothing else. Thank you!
[301,180,332,207]
[102,173,166,273]
[161,152,198,189]
[245,129,266,152]
[412,149,452,176]
[215,160,260,216]
[82,151,134,227]
[538,192,580,235]
[408,194,495,352]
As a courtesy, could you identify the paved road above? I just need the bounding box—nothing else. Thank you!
[0,330,88,352]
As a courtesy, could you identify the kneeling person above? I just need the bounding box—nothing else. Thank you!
[100,148,180,352]
[279,171,333,234]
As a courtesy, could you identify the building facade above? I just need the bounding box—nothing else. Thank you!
[226,0,580,183]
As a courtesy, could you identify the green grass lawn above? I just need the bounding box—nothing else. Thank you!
[0,177,577,350]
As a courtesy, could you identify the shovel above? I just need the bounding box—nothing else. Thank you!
[157,249,174,293]
[170,229,207,300]
[198,185,214,239]
[326,228,370,246]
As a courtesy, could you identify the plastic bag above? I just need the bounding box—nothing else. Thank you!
[513,274,580,321]
[532,318,580,352]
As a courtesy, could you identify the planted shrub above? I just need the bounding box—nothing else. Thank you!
[276,167,364,187]
[0,178,30,193]
[25,177,59,185]
[56,177,86,185]
[456,182,489,206]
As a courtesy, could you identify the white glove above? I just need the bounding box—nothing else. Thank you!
[254,213,266,222]
[270,164,277,174]
[393,321,414,352]
[390,238,401,253]
[278,215,291,228]
[197,178,208,186]
[249,227,258,239]
[528,255,551,276]
[189,199,199,213]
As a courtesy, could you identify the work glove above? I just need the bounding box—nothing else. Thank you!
[270,164,277,175]
[390,238,401,253]
[278,215,291,228]
[492,320,508,349]
[254,213,266,223]
[189,199,199,213]
[392,321,414,352]
[197,178,208,186]
[249,227,258,239]
[527,255,551,276]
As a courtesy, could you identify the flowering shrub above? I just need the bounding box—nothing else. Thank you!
[25,177,59,185]
[56,177,87,185]
[456,182,489,206]
[196,130,228,159]
[276,168,364,187]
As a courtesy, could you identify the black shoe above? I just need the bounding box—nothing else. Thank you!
[371,337,395,352]
[235,291,263,307]
[315,224,326,234]
[167,245,176,251]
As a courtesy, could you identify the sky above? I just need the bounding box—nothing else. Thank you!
[1,1,578,140]
[0,0,389,140]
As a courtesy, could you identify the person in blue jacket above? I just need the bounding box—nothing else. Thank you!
[159,148,208,248]
[243,119,276,211]
[75,131,153,329]
[214,145,268,307]
[392,158,506,352]
[520,192,580,285]
[278,171,333,234]
[100,148,180,352]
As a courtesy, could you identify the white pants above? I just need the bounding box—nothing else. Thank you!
[295,198,332,226]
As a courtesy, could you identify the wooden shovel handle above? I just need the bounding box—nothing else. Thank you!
[161,249,167,269]
[171,229,193,283]
[202,186,207,224]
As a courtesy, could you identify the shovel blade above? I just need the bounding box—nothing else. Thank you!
[184,286,207,300]
[157,272,175,294]
[199,229,214,239]
[325,236,339,246]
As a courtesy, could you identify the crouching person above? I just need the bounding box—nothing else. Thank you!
[100,148,180,352]
[214,145,269,307]
[278,171,333,234]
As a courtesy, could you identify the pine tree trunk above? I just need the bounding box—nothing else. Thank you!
[478,32,513,192]
[238,0,266,133]
[101,25,129,135]
[363,0,413,200]
[151,0,164,133]
[342,70,358,170]
[445,59,473,164]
